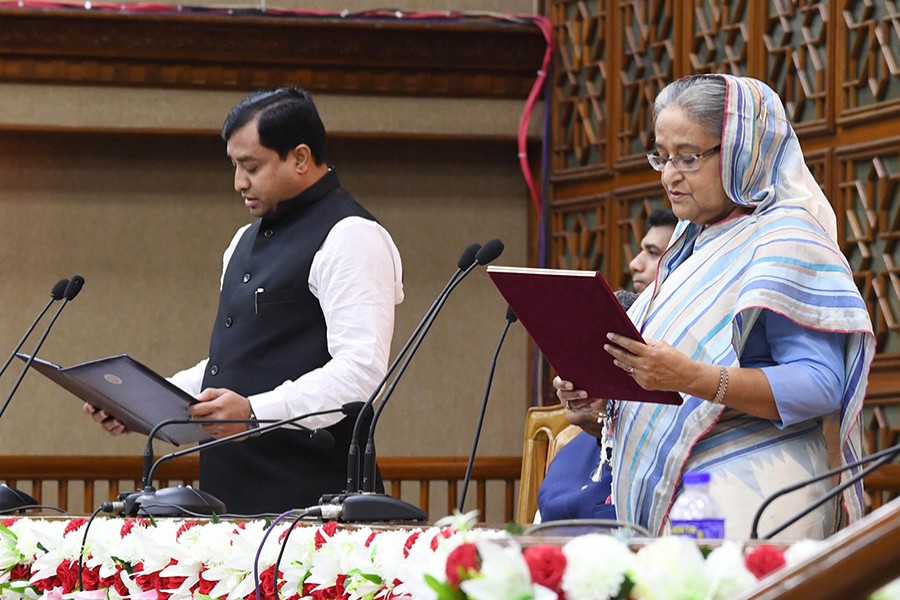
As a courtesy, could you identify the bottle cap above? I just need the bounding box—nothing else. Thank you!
[683,471,711,485]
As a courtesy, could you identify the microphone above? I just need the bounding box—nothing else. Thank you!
[750,440,900,539]
[109,402,362,517]
[0,278,68,385]
[0,275,85,422]
[458,305,517,513]
[0,276,82,514]
[344,242,482,496]
[361,239,505,493]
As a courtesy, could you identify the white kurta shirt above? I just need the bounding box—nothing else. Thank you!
[168,216,403,429]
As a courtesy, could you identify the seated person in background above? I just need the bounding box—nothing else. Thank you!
[536,290,639,523]
[629,208,677,293]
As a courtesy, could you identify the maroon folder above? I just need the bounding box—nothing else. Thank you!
[487,266,682,405]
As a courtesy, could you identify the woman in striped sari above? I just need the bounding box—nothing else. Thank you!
[555,74,874,539]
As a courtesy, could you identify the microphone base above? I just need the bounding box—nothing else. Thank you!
[323,493,426,523]
[119,486,226,517]
[0,484,38,513]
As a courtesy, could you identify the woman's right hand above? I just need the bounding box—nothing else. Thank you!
[553,376,588,404]
[553,376,605,438]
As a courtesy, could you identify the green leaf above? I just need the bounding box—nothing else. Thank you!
[424,574,467,600]
[505,522,525,535]
[614,575,635,600]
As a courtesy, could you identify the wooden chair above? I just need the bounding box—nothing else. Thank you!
[515,404,580,524]
[863,406,900,512]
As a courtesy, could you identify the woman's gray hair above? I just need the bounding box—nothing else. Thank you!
[652,75,727,140]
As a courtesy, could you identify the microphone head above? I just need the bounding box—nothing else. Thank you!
[310,429,335,449]
[475,239,504,265]
[50,279,69,301]
[341,401,367,417]
[505,305,518,323]
[64,275,85,301]
[458,243,482,269]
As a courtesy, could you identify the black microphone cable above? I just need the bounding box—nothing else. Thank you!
[750,440,900,539]
[458,305,517,513]
[77,505,106,592]
[109,404,359,518]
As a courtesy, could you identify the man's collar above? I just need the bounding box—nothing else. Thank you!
[263,167,339,223]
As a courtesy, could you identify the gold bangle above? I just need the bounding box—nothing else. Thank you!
[711,366,729,405]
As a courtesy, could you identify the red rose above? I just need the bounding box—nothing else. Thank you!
[55,559,79,593]
[310,587,338,600]
[335,573,349,596]
[157,558,188,599]
[32,576,60,593]
[64,518,88,536]
[445,542,480,588]
[365,530,382,547]
[255,564,278,600]
[197,570,217,595]
[100,566,129,597]
[81,564,102,591]
[402,531,421,557]
[745,544,787,579]
[120,518,150,537]
[9,563,31,582]
[431,528,455,550]
[2,518,19,527]
[314,521,339,550]
[524,545,567,595]
[176,520,200,541]
[233,521,249,534]
[134,562,162,593]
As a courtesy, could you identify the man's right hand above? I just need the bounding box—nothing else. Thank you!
[83,403,128,436]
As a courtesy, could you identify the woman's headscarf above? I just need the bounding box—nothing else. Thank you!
[720,75,837,241]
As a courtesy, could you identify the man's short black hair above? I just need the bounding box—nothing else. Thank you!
[221,87,327,164]
[646,207,678,230]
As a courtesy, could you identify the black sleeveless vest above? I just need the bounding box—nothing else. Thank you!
[200,170,383,514]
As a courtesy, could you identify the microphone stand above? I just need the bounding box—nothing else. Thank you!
[333,241,504,523]
[342,242,482,496]
[750,441,900,539]
[458,306,516,513]
[361,257,485,492]
[0,275,85,421]
[0,278,70,513]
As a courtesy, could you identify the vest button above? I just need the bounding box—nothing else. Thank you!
[263,229,274,238]
[243,273,251,283]
[210,365,219,375]
[224,317,233,327]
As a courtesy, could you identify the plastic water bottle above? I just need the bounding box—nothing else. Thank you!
[669,471,725,539]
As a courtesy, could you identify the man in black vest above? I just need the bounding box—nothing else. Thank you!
[86,88,404,515]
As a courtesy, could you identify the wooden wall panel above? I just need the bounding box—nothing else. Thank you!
[544,0,900,410]
[0,9,546,99]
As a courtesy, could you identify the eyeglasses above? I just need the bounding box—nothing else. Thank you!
[646,144,721,173]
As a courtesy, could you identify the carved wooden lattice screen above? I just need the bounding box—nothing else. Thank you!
[541,0,900,408]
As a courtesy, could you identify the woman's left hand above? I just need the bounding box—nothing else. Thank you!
[604,332,696,392]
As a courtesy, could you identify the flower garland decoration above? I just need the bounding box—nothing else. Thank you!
[0,515,897,600]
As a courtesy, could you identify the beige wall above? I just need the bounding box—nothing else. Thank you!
[0,122,531,462]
